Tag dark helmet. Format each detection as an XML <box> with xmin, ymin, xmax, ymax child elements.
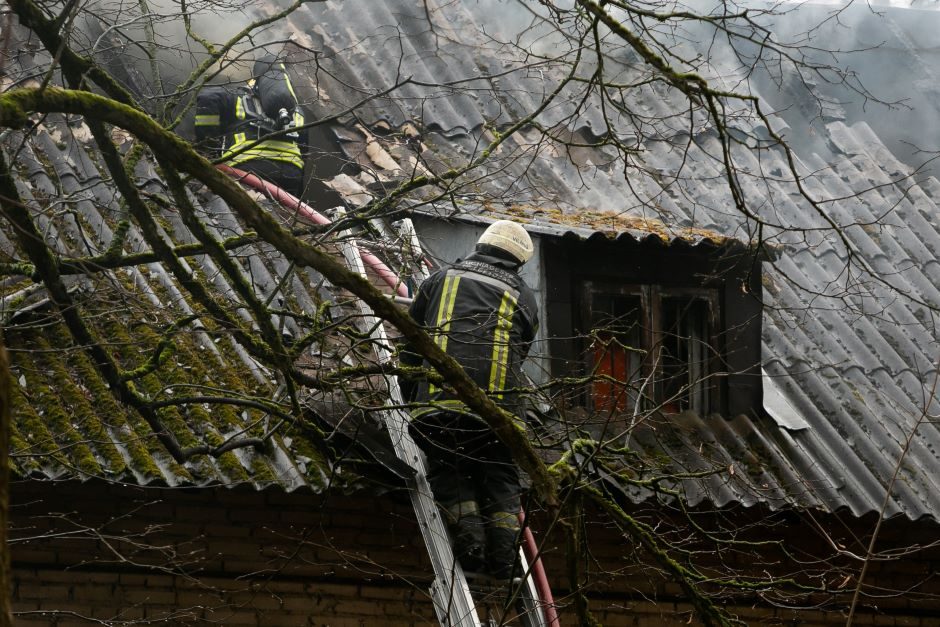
<box><xmin>252</xmin><ymin>53</ymin><xmax>281</xmax><ymax>81</ymax></box>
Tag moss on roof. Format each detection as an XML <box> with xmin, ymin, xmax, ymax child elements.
<box><xmin>480</xmin><ymin>202</ymin><xmax>735</xmax><ymax>245</ymax></box>
<box><xmin>5</xmin><ymin>279</ymin><xmax>350</xmax><ymax>488</ymax></box>
<box><xmin>0</xmin><ymin>117</ymin><xmax>385</xmax><ymax>491</ymax></box>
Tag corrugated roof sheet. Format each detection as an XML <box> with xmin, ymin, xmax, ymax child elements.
<box><xmin>286</xmin><ymin>0</ymin><xmax>940</xmax><ymax>522</ymax></box>
<box><xmin>417</xmin><ymin>202</ymin><xmax>749</xmax><ymax>252</ymax></box>
<box><xmin>5</xmin><ymin>0</ymin><xmax>940</xmax><ymax>524</ymax></box>
<box><xmin>2</xmin><ymin>112</ymin><xmax>405</xmax><ymax>491</ymax></box>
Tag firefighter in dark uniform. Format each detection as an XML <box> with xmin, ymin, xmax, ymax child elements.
<box><xmin>402</xmin><ymin>220</ymin><xmax>539</xmax><ymax>579</ymax></box>
<box><xmin>194</xmin><ymin>54</ymin><xmax>306</xmax><ymax>197</ymax></box>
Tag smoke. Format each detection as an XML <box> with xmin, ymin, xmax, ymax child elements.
<box><xmin>81</xmin><ymin>0</ymin><xmax>301</xmax><ymax>92</ymax></box>
<box><xmin>585</xmin><ymin>0</ymin><xmax>940</xmax><ymax>172</ymax></box>
<box><xmin>738</xmin><ymin>1</ymin><xmax>940</xmax><ymax>172</ymax></box>
<box><xmin>72</xmin><ymin>0</ymin><xmax>940</xmax><ymax>173</ymax></box>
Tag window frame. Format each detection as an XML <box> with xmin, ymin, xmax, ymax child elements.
<box><xmin>541</xmin><ymin>236</ymin><xmax>763</xmax><ymax>419</ymax></box>
<box><xmin>581</xmin><ymin>281</ymin><xmax>723</xmax><ymax>415</ymax></box>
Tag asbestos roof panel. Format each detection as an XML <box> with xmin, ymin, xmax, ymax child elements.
<box><xmin>290</xmin><ymin>0</ymin><xmax>645</xmax><ymax>136</ymax></box>
<box><xmin>402</xmin><ymin>130</ymin><xmax>940</xmax><ymax>523</ymax></box>
<box><xmin>418</xmin><ymin>203</ymin><xmax>746</xmax><ymax>252</ymax></box>
<box><xmin>6</xmin><ymin>0</ymin><xmax>940</xmax><ymax>524</ymax></box>
<box><xmin>1</xmin><ymin>116</ymin><xmax>389</xmax><ymax>493</ymax></box>
<box><xmin>290</xmin><ymin>0</ymin><xmax>940</xmax><ymax>522</ymax></box>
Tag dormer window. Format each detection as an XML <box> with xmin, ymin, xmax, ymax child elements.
<box><xmin>586</xmin><ymin>283</ymin><xmax>720</xmax><ymax>414</ymax></box>
<box><xmin>543</xmin><ymin>237</ymin><xmax>762</xmax><ymax>419</ymax></box>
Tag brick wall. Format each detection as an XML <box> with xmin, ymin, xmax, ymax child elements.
<box><xmin>533</xmin><ymin>505</ymin><xmax>940</xmax><ymax>626</ymax></box>
<box><xmin>10</xmin><ymin>480</ymin><xmax>940</xmax><ymax>625</ymax></box>
<box><xmin>12</xmin><ymin>480</ymin><xmax>439</xmax><ymax>626</ymax></box>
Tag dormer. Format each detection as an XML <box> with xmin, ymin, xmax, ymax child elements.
<box><xmin>542</xmin><ymin>231</ymin><xmax>764</xmax><ymax>418</ymax></box>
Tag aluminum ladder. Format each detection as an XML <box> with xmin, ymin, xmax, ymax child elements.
<box><xmin>337</xmin><ymin>215</ymin><xmax>481</xmax><ymax>626</ymax></box>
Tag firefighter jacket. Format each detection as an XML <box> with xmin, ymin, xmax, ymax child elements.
<box><xmin>402</xmin><ymin>251</ymin><xmax>539</xmax><ymax>421</ymax></box>
<box><xmin>194</xmin><ymin>73</ymin><xmax>305</xmax><ymax>171</ymax></box>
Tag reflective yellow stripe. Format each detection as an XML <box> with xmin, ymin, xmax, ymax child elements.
<box><xmin>488</xmin><ymin>290</ymin><xmax>517</xmax><ymax>397</ymax></box>
<box><xmin>194</xmin><ymin>114</ymin><xmax>220</xmax><ymax>126</ymax></box>
<box><xmin>224</xmin><ymin>139</ymin><xmax>303</xmax><ymax>169</ymax></box>
<box><xmin>281</xmin><ymin>64</ymin><xmax>298</xmax><ymax>101</ymax></box>
<box><xmin>490</xmin><ymin>511</ymin><xmax>520</xmax><ymax>531</ymax></box>
<box><xmin>228</xmin><ymin>140</ymin><xmax>301</xmax><ymax>156</ymax></box>
<box><xmin>428</xmin><ymin>274</ymin><xmax>461</xmax><ymax>395</ymax></box>
<box><xmin>433</xmin><ymin>274</ymin><xmax>461</xmax><ymax>353</ymax></box>
<box><xmin>235</xmin><ymin>96</ymin><xmax>245</xmax><ymax>120</ymax></box>
<box><xmin>445</xmin><ymin>501</ymin><xmax>481</xmax><ymax>523</ymax></box>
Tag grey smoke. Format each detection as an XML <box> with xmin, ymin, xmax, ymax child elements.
<box><xmin>74</xmin><ymin>0</ymin><xmax>940</xmax><ymax>177</ymax></box>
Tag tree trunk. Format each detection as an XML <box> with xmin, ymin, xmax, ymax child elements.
<box><xmin>0</xmin><ymin>339</ymin><xmax>11</xmax><ymax>626</ymax></box>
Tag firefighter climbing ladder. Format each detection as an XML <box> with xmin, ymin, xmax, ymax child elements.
<box><xmin>336</xmin><ymin>212</ymin><xmax>552</xmax><ymax>627</ymax></box>
<box><xmin>219</xmin><ymin>167</ymin><xmax>554</xmax><ymax>626</ymax></box>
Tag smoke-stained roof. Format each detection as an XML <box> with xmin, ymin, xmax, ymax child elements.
<box><xmin>4</xmin><ymin>0</ymin><xmax>940</xmax><ymax>524</ymax></box>
<box><xmin>284</xmin><ymin>0</ymin><xmax>940</xmax><ymax>521</ymax></box>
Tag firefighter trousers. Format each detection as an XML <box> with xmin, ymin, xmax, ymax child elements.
<box><xmin>414</xmin><ymin>412</ymin><xmax>521</xmax><ymax>578</ymax></box>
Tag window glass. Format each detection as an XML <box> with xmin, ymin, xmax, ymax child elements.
<box><xmin>584</xmin><ymin>287</ymin><xmax>718</xmax><ymax>414</ymax></box>
<box><xmin>590</xmin><ymin>293</ymin><xmax>645</xmax><ymax>413</ymax></box>
<box><xmin>660</xmin><ymin>295</ymin><xmax>713</xmax><ymax>414</ymax></box>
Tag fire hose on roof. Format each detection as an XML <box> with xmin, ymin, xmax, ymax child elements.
<box><xmin>217</xmin><ymin>164</ymin><xmax>410</xmax><ymax>298</ymax></box>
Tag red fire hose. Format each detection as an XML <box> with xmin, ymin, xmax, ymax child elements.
<box><xmin>217</xmin><ymin>165</ymin><xmax>409</xmax><ymax>298</ymax></box>
<box><xmin>520</xmin><ymin>510</ymin><xmax>560</xmax><ymax>626</ymax></box>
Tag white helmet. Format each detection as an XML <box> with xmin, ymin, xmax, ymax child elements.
<box><xmin>477</xmin><ymin>220</ymin><xmax>534</xmax><ymax>265</ymax></box>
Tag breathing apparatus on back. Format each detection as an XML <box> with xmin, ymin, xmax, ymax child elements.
<box><xmin>238</xmin><ymin>54</ymin><xmax>301</xmax><ymax>140</ymax></box>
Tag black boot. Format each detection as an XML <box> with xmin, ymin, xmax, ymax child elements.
<box><xmin>486</xmin><ymin>513</ymin><xmax>520</xmax><ymax>580</ymax></box>
<box><xmin>453</xmin><ymin>514</ymin><xmax>486</xmax><ymax>573</ymax></box>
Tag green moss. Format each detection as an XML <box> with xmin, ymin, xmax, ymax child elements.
<box><xmin>290</xmin><ymin>435</ymin><xmax>328</xmax><ymax>489</ymax></box>
<box><xmin>203</xmin><ymin>428</ymin><xmax>223</xmax><ymax>448</ymax></box>
<box><xmin>165</xmin><ymin>325</ymin><xmax>251</xmax><ymax>433</ymax></box>
<box><xmin>100</xmin><ymin>267</ymin><xmax>282</xmax><ymax>484</ymax></box>
<box><xmin>0</xmin><ymin>95</ymin><xmax>28</xmax><ymax>127</ymax></box>
<box><xmin>103</xmin><ymin>317</ymin><xmax>198</xmax><ymax>450</ymax></box>
<box><xmin>43</xmin><ymin>327</ymin><xmax>127</xmax><ymax>474</ymax></box>
<box><xmin>216</xmin><ymin>450</ymin><xmax>249</xmax><ymax>482</ymax></box>
<box><xmin>205</xmin><ymin>326</ymin><xmax>271</xmax><ymax>396</ymax></box>
<box><xmin>0</xmin><ymin>268</ymin><xmax>33</xmax><ymax>284</ymax></box>
<box><xmin>7</xmin><ymin>356</ymin><xmax>60</xmax><ymax>468</ymax></box>
<box><xmin>7</xmin><ymin>432</ymin><xmax>37</xmax><ymax>475</ymax></box>
<box><xmin>122</xmin><ymin>312</ymin><xmax>278</xmax><ymax>484</ymax></box>
<box><xmin>250</xmin><ymin>456</ymin><xmax>276</xmax><ymax>483</ymax></box>
<box><xmin>27</xmin><ymin>334</ymin><xmax>101</xmax><ymax>475</ymax></box>
<box><xmin>60</xmin><ymin>323</ymin><xmax>163</xmax><ymax>481</ymax></box>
